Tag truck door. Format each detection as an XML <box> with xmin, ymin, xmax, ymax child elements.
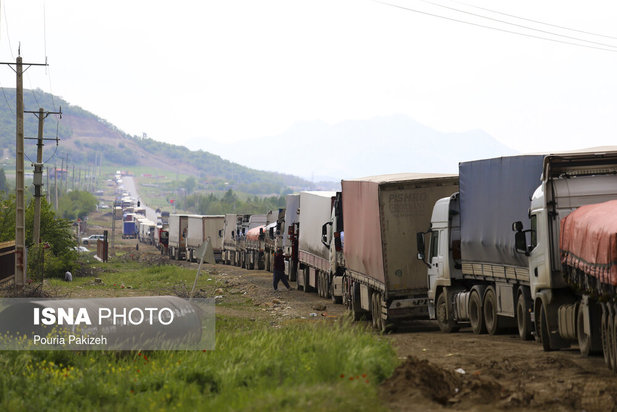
<box><xmin>427</xmin><ymin>230</ymin><xmax>443</xmax><ymax>297</ymax></box>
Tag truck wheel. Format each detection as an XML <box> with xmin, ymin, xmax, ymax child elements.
<box><xmin>371</xmin><ymin>293</ymin><xmax>378</xmax><ymax>329</ymax></box>
<box><xmin>601</xmin><ymin>304</ymin><xmax>610</xmax><ymax>368</ymax></box>
<box><xmin>376</xmin><ymin>292</ymin><xmax>387</xmax><ymax>333</ymax></box>
<box><xmin>516</xmin><ymin>293</ymin><xmax>533</xmax><ymax>341</ymax></box>
<box><xmin>577</xmin><ymin>304</ymin><xmax>592</xmax><ymax>357</ymax></box>
<box><xmin>303</xmin><ymin>268</ymin><xmax>311</xmax><ymax>294</ymax></box>
<box><xmin>469</xmin><ymin>290</ymin><xmax>486</xmax><ymax>334</ymax></box>
<box><xmin>436</xmin><ymin>292</ymin><xmax>458</xmax><ymax>333</ymax></box>
<box><xmin>539</xmin><ymin>304</ymin><xmax>554</xmax><ymax>352</ymax></box>
<box><xmin>351</xmin><ymin>283</ymin><xmax>362</xmax><ymax>321</ymax></box>
<box><xmin>608</xmin><ymin>306</ymin><xmax>617</xmax><ymax>371</ymax></box>
<box><xmin>325</xmin><ymin>274</ymin><xmax>331</xmax><ymax>299</ymax></box>
<box><xmin>483</xmin><ymin>287</ymin><xmax>500</xmax><ymax>335</ymax></box>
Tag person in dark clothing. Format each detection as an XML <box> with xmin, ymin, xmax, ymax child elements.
<box><xmin>273</xmin><ymin>247</ymin><xmax>291</xmax><ymax>291</ymax></box>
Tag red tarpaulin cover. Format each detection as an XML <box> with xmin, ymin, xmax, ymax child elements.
<box><xmin>560</xmin><ymin>200</ymin><xmax>617</xmax><ymax>286</ymax></box>
<box><xmin>246</xmin><ymin>226</ymin><xmax>264</xmax><ymax>241</ymax></box>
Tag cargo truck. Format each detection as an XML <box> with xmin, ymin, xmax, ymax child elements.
<box><xmin>297</xmin><ymin>191</ymin><xmax>337</xmax><ymax>295</ymax></box>
<box><xmin>168</xmin><ymin>214</ymin><xmax>189</xmax><ymax>260</ymax></box>
<box><xmin>222</xmin><ymin>214</ymin><xmax>238</xmax><ymax>265</ymax></box>
<box><xmin>264</xmin><ymin>209</ymin><xmax>286</xmax><ymax>272</ymax></box>
<box><xmin>122</xmin><ymin>213</ymin><xmax>138</xmax><ymax>239</ymax></box>
<box><xmin>344</xmin><ymin>174</ymin><xmax>458</xmax><ymax>331</ymax></box>
<box><xmin>511</xmin><ymin>148</ymin><xmax>617</xmax><ymax>370</ymax></box>
<box><xmin>283</xmin><ymin>194</ymin><xmax>300</xmax><ymax>281</ymax></box>
<box><xmin>320</xmin><ymin>191</ymin><xmax>345</xmax><ymax>303</ymax></box>
<box><xmin>417</xmin><ymin>156</ymin><xmax>544</xmax><ymax>338</ymax></box>
<box><xmin>237</xmin><ymin>214</ymin><xmax>266</xmax><ymax>269</ymax></box>
<box><xmin>185</xmin><ymin>215</ymin><xmax>225</xmax><ymax>262</ymax></box>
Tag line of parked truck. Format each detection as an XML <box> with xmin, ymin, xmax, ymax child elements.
<box><xmin>114</xmin><ymin>148</ymin><xmax>617</xmax><ymax>371</ymax></box>
<box><xmin>211</xmin><ymin>147</ymin><xmax>617</xmax><ymax>372</ymax></box>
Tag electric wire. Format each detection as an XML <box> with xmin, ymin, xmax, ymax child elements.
<box><xmin>373</xmin><ymin>0</ymin><xmax>617</xmax><ymax>53</ymax></box>
<box><xmin>452</xmin><ymin>0</ymin><xmax>617</xmax><ymax>40</ymax></box>
<box><xmin>2</xmin><ymin>0</ymin><xmax>13</xmax><ymax>59</ymax></box>
<box><xmin>413</xmin><ymin>0</ymin><xmax>617</xmax><ymax>50</ymax></box>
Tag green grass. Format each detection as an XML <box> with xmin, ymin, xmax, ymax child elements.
<box><xmin>0</xmin><ymin>316</ymin><xmax>397</xmax><ymax>411</ymax></box>
<box><xmin>3</xmin><ymin>260</ymin><xmax>399</xmax><ymax>410</ymax></box>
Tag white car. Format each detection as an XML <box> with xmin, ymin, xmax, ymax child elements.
<box><xmin>81</xmin><ymin>234</ymin><xmax>105</xmax><ymax>245</ymax></box>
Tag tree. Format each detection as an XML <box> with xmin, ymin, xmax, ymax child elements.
<box><xmin>0</xmin><ymin>168</ymin><xmax>7</xmax><ymax>195</ymax></box>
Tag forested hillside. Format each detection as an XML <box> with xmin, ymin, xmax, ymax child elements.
<box><xmin>0</xmin><ymin>88</ymin><xmax>317</xmax><ymax>194</ymax></box>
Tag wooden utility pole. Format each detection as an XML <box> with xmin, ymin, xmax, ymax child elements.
<box><xmin>26</xmin><ymin>107</ymin><xmax>62</xmax><ymax>248</ymax></box>
<box><xmin>14</xmin><ymin>56</ymin><xmax>25</xmax><ymax>286</ymax></box>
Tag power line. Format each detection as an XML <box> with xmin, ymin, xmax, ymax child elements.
<box><xmin>413</xmin><ymin>0</ymin><xmax>617</xmax><ymax>50</ymax></box>
<box><xmin>373</xmin><ymin>0</ymin><xmax>617</xmax><ymax>53</ymax></box>
<box><xmin>452</xmin><ymin>0</ymin><xmax>617</xmax><ymax>41</ymax></box>
<box><xmin>2</xmin><ymin>0</ymin><xmax>13</xmax><ymax>59</ymax></box>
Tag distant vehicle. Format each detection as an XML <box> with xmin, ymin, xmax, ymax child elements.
<box><xmin>99</xmin><ymin>203</ymin><xmax>110</xmax><ymax>209</ymax></box>
<box><xmin>81</xmin><ymin>234</ymin><xmax>105</xmax><ymax>245</ymax></box>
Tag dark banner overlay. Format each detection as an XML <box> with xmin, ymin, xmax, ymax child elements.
<box><xmin>0</xmin><ymin>296</ymin><xmax>215</xmax><ymax>350</ymax></box>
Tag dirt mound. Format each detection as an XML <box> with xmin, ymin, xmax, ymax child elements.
<box><xmin>381</xmin><ymin>356</ymin><xmax>526</xmax><ymax>410</ymax></box>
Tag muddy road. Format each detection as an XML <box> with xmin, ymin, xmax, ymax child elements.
<box><xmin>91</xmin><ymin>237</ymin><xmax>617</xmax><ymax>411</ymax></box>
<box><xmin>182</xmin><ymin>256</ymin><xmax>617</xmax><ymax>411</ymax></box>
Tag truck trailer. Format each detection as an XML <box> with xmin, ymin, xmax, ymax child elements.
<box><xmin>418</xmin><ymin>155</ymin><xmax>544</xmax><ymax>338</ymax></box>
<box><xmin>168</xmin><ymin>214</ymin><xmax>189</xmax><ymax>260</ymax></box>
<box><xmin>344</xmin><ymin>173</ymin><xmax>458</xmax><ymax>331</ymax></box>
<box><xmin>297</xmin><ymin>191</ymin><xmax>337</xmax><ymax>294</ymax></box>
<box><xmin>185</xmin><ymin>215</ymin><xmax>225</xmax><ymax>262</ymax></box>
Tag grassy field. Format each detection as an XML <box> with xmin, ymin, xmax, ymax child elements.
<box><xmin>0</xmin><ymin>261</ymin><xmax>398</xmax><ymax>411</ymax></box>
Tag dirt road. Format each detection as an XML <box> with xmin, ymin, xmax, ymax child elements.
<box><xmin>202</xmin><ymin>260</ymin><xmax>617</xmax><ymax>411</ymax></box>
<box><xmin>91</xmin><ymin>237</ymin><xmax>617</xmax><ymax>411</ymax></box>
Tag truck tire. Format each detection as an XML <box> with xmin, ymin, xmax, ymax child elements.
<box><xmin>371</xmin><ymin>293</ymin><xmax>378</xmax><ymax>329</ymax></box>
<box><xmin>608</xmin><ymin>306</ymin><xmax>617</xmax><ymax>371</ymax></box>
<box><xmin>483</xmin><ymin>287</ymin><xmax>500</xmax><ymax>335</ymax></box>
<box><xmin>576</xmin><ymin>305</ymin><xmax>591</xmax><ymax>356</ymax></box>
<box><xmin>303</xmin><ymin>268</ymin><xmax>311</xmax><ymax>294</ymax></box>
<box><xmin>436</xmin><ymin>292</ymin><xmax>458</xmax><ymax>333</ymax></box>
<box><xmin>539</xmin><ymin>304</ymin><xmax>554</xmax><ymax>352</ymax></box>
<box><xmin>469</xmin><ymin>290</ymin><xmax>486</xmax><ymax>334</ymax></box>
<box><xmin>517</xmin><ymin>292</ymin><xmax>533</xmax><ymax>341</ymax></box>
<box><xmin>351</xmin><ymin>283</ymin><xmax>363</xmax><ymax>321</ymax></box>
<box><xmin>601</xmin><ymin>304</ymin><xmax>610</xmax><ymax>368</ymax></box>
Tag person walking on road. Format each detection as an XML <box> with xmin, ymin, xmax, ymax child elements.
<box><xmin>273</xmin><ymin>247</ymin><xmax>291</xmax><ymax>291</ymax></box>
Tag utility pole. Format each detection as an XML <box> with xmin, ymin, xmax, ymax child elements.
<box><xmin>72</xmin><ymin>164</ymin><xmax>75</xmax><ymax>190</ymax></box>
<box><xmin>0</xmin><ymin>54</ymin><xmax>48</xmax><ymax>287</ymax></box>
<box><xmin>14</xmin><ymin>56</ymin><xmax>25</xmax><ymax>287</ymax></box>
<box><xmin>25</xmin><ymin>107</ymin><xmax>62</xmax><ymax>249</ymax></box>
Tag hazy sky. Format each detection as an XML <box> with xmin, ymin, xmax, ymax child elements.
<box><xmin>2</xmin><ymin>0</ymin><xmax>617</xmax><ymax>155</ymax></box>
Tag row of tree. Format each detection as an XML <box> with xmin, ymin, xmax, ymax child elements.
<box><xmin>176</xmin><ymin>189</ymin><xmax>286</xmax><ymax>215</ymax></box>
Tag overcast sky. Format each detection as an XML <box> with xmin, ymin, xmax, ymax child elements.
<box><xmin>2</xmin><ymin>0</ymin><xmax>617</xmax><ymax>155</ymax></box>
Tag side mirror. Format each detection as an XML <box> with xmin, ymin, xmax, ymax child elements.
<box><xmin>218</xmin><ymin>229</ymin><xmax>223</xmax><ymax>238</ymax></box>
<box><xmin>514</xmin><ymin>231</ymin><xmax>529</xmax><ymax>256</ymax></box>
<box><xmin>512</xmin><ymin>221</ymin><xmax>530</xmax><ymax>256</ymax></box>
<box><xmin>416</xmin><ymin>232</ymin><xmax>430</xmax><ymax>268</ymax></box>
<box><xmin>321</xmin><ymin>222</ymin><xmax>332</xmax><ymax>247</ymax></box>
<box><xmin>231</xmin><ymin>231</ymin><xmax>235</xmax><ymax>239</ymax></box>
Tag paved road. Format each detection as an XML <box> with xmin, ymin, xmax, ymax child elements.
<box><xmin>123</xmin><ymin>176</ymin><xmax>158</xmax><ymax>222</ymax></box>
